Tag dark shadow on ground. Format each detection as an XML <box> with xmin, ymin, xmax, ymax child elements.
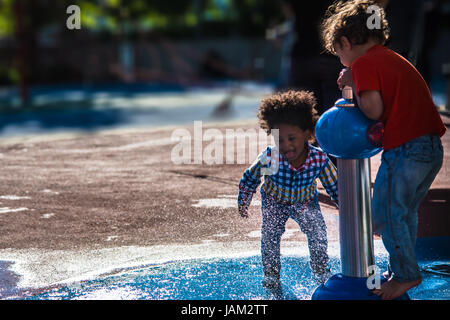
<box><xmin>418</xmin><ymin>188</ymin><xmax>450</xmax><ymax>238</ymax></box>
<box><xmin>167</xmin><ymin>170</ymin><xmax>237</xmax><ymax>186</ymax></box>
<box><xmin>318</xmin><ymin>193</ymin><xmax>338</xmax><ymax>208</ymax></box>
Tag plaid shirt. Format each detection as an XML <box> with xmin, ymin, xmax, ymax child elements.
<box><xmin>238</xmin><ymin>144</ymin><xmax>338</xmax><ymax>207</ymax></box>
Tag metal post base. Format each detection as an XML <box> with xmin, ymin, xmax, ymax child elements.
<box><xmin>337</xmin><ymin>158</ymin><xmax>374</xmax><ymax>278</ymax></box>
<box><xmin>311</xmin><ymin>274</ymin><xmax>410</xmax><ymax>300</ymax></box>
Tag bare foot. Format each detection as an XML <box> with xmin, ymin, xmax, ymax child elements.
<box><xmin>373</xmin><ymin>278</ymin><xmax>422</xmax><ymax>300</ymax></box>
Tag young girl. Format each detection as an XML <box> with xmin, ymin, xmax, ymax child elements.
<box><xmin>238</xmin><ymin>90</ymin><xmax>338</xmax><ymax>288</ymax></box>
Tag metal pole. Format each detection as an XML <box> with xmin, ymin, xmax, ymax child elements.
<box><xmin>337</xmin><ymin>158</ymin><xmax>375</xmax><ymax>277</ymax></box>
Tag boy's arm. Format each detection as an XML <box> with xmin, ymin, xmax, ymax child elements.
<box><xmin>354</xmin><ymin>90</ymin><xmax>384</xmax><ymax>120</ymax></box>
<box><xmin>318</xmin><ymin>157</ymin><xmax>339</xmax><ymax>206</ymax></box>
<box><xmin>238</xmin><ymin>149</ymin><xmax>267</xmax><ymax>217</ymax></box>
<box><xmin>338</xmin><ymin>67</ymin><xmax>384</xmax><ymax>120</ymax></box>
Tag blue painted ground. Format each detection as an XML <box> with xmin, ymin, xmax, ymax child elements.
<box><xmin>24</xmin><ymin>255</ymin><xmax>449</xmax><ymax>300</ymax></box>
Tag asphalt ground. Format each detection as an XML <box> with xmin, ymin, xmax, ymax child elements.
<box><xmin>0</xmin><ymin>115</ymin><xmax>448</xmax><ymax>297</ymax></box>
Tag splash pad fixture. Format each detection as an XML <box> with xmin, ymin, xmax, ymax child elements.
<box><xmin>3</xmin><ymin>84</ymin><xmax>447</xmax><ymax>300</ymax></box>
<box><xmin>312</xmin><ymin>86</ymin><xmax>409</xmax><ymax>300</ymax></box>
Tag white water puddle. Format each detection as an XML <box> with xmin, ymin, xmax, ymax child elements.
<box><xmin>0</xmin><ymin>195</ymin><xmax>31</xmax><ymax>200</ymax></box>
<box><xmin>0</xmin><ymin>196</ymin><xmax>31</xmax><ymax>215</ymax></box>
<box><xmin>248</xmin><ymin>230</ymin><xmax>261</xmax><ymax>238</ymax></box>
<box><xmin>40</xmin><ymin>189</ymin><xmax>60</xmax><ymax>195</ymax></box>
<box><xmin>74</xmin><ymin>286</ymin><xmax>146</xmax><ymax>300</ymax></box>
<box><xmin>192</xmin><ymin>195</ymin><xmax>261</xmax><ymax>209</ymax></box>
<box><xmin>41</xmin><ymin>213</ymin><xmax>55</xmax><ymax>219</ymax></box>
<box><xmin>0</xmin><ymin>207</ymin><xmax>29</xmax><ymax>214</ymax></box>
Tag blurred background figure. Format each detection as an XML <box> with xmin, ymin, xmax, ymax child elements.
<box><xmin>266</xmin><ymin>0</ymin><xmax>296</xmax><ymax>89</ymax></box>
<box><xmin>0</xmin><ymin>1</ymin><xmax>283</xmax><ymax>105</ymax></box>
<box><xmin>276</xmin><ymin>0</ymin><xmax>342</xmax><ymax>114</ymax></box>
<box><xmin>0</xmin><ymin>0</ymin><xmax>448</xmax><ymax>136</ymax></box>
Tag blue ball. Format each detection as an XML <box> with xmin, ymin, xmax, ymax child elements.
<box><xmin>315</xmin><ymin>99</ymin><xmax>383</xmax><ymax>159</ymax></box>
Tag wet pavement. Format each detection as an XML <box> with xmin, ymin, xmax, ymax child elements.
<box><xmin>16</xmin><ymin>244</ymin><xmax>450</xmax><ymax>300</ymax></box>
<box><xmin>0</xmin><ymin>101</ymin><xmax>448</xmax><ymax>299</ymax></box>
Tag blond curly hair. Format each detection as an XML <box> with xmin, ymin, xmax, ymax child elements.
<box><xmin>321</xmin><ymin>0</ymin><xmax>390</xmax><ymax>55</ymax></box>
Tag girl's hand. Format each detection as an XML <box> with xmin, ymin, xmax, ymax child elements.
<box><xmin>337</xmin><ymin>68</ymin><xmax>354</xmax><ymax>90</ymax></box>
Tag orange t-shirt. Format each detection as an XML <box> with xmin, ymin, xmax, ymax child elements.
<box><xmin>351</xmin><ymin>44</ymin><xmax>446</xmax><ymax>151</ymax></box>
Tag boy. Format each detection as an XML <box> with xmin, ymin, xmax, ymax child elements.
<box><xmin>321</xmin><ymin>0</ymin><xmax>446</xmax><ymax>299</ymax></box>
<box><xmin>238</xmin><ymin>90</ymin><xmax>338</xmax><ymax>289</ymax></box>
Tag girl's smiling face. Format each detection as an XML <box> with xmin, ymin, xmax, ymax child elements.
<box><xmin>274</xmin><ymin>123</ymin><xmax>311</xmax><ymax>168</ymax></box>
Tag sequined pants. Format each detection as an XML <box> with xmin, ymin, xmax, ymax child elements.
<box><xmin>260</xmin><ymin>191</ymin><xmax>329</xmax><ymax>278</ymax></box>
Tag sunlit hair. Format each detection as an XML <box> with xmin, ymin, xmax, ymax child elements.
<box><xmin>257</xmin><ymin>90</ymin><xmax>319</xmax><ymax>136</ymax></box>
<box><xmin>321</xmin><ymin>0</ymin><xmax>390</xmax><ymax>55</ymax></box>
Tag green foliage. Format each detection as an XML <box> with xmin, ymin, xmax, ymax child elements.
<box><xmin>0</xmin><ymin>0</ymin><xmax>284</xmax><ymax>38</ymax></box>
<box><xmin>0</xmin><ymin>0</ymin><xmax>15</xmax><ymax>37</ymax></box>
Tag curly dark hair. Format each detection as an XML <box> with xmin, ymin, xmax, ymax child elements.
<box><xmin>257</xmin><ymin>90</ymin><xmax>319</xmax><ymax>135</ymax></box>
<box><xmin>321</xmin><ymin>0</ymin><xmax>390</xmax><ymax>55</ymax></box>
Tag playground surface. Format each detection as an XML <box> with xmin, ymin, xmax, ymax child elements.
<box><xmin>0</xmin><ymin>114</ymin><xmax>449</xmax><ymax>299</ymax></box>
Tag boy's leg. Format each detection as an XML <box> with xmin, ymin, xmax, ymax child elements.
<box><xmin>372</xmin><ymin>152</ymin><xmax>399</xmax><ymax>278</ymax></box>
<box><xmin>406</xmin><ymin>137</ymin><xmax>444</xmax><ymax>247</ymax></box>
<box><xmin>261</xmin><ymin>193</ymin><xmax>290</xmax><ymax>283</ymax></box>
<box><xmin>372</xmin><ymin>135</ymin><xmax>443</xmax><ymax>298</ymax></box>
<box><xmin>292</xmin><ymin>197</ymin><xmax>330</xmax><ymax>280</ymax></box>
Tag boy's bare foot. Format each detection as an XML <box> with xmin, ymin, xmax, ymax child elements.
<box><xmin>372</xmin><ymin>278</ymin><xmax>422</xmax><ymax>300</ymax></box>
